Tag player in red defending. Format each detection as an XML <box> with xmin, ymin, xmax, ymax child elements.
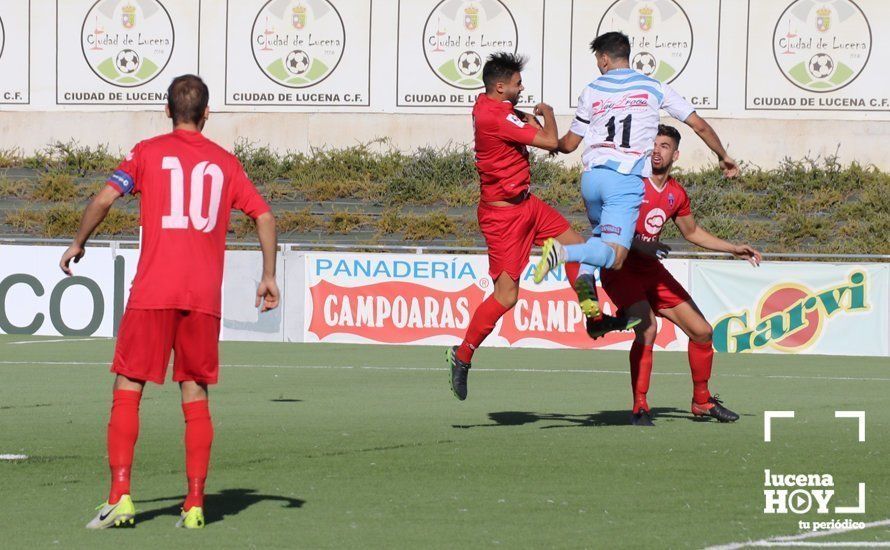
<box><xmin>446</xmin><ymin>52</ymin><xmax>637</xmax><ymax>401</ymax></box>
<box><xmin>60</xmin><ymin>75</ymin><xmax>280</xmax><ymax>529</ymax></box>
<box><xmin>599</xmin><ymin>125</ymin><xmax>761</xmax><ymax>426</ymax></box>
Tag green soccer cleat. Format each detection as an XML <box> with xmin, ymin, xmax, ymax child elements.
<box><xmin>176</xmin><ymin>506</ymin><xmax>205</xmax><ymax>529</ymax></box>
<box><xmin>85</xmin><ymin>495</ymin><xmax>136</xmax><ymax>529</ymax></box>
<box><xmin>573</xmin><ymin>273</ymin><xmax>601</xmax><ymax>318</ymax></box>
<box><xmin>533</xmin><ymin>238</ymin><xmax>566</xmax><ymax>284</ymax></box>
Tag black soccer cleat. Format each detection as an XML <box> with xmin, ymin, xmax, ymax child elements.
<box><xmin>631</xmin><ymin>410</ymin><xmax>654</xmax><ymax>427</ymax></box>
<box><xmin>446</xmin><ymin>346</ymin><xmax>471</xmax><ymax>401</ymax></box>
<box><xmin>586</xmin><ymin>314</ymin><xmax>641</xmax><ymax>340</ymax></box>
<box><xmin>691</xmin><ymin>395</ymin><xmax>739</xmax><ymax>423</ymax></box>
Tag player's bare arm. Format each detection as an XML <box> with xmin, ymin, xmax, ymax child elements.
<box><xmin>59</xmin><ymin>185</ymin><xmax>122</xmax><ymax>275</ymax></box>
<box><xmin>674</xmin><ymin>214</ymin><xmax>762</xmax><ymax>267</ymax></box>
<box><xmin>683</xmin><ymin>113</ymin><xmax>739</xmax><ymax>178</ymax></box>
<box><xmin>254</xmin><ymin>211</ymin><xmax>280</xmax><ymax>311</ymax></box>
<box><xmin>529</xmin><ymin>102</ymin><xmax>558</xmax><ymax>151</ymax></box>
<box><xmin>556</xmin><ymin>131</ymin><xmax>583</xmax><ymax>155</ymax></box>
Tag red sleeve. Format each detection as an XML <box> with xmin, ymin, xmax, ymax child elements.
<box><xmin>675</xmin><ymin>186</ymin><xmax>692</xmax><ymax>218</ymax></box>
<box><xmin>107</xmin><ymin>142</ymin><xmax>142</xmax><ymax>195</ymax></box>
<box><xmin>497</xmin><ymin>112</ymin><xmax>539</xmax><ymax>146</ymax></box>
<box><xmin>230</xmin><ymin>160</ymin><xmax>270</xmax><ymax>219</ymax></box>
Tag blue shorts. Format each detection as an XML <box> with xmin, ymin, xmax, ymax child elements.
<box><xmin>581</xmin><ymin>167</ymin><xmax>644</xmax><ymax>250</ymax></box>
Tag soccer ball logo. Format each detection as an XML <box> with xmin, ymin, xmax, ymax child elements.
<box><xmin>808</xmin><ymin>53</ymin><xmax>834</xmax><ymax>79</ymax></box>
<box><xmin>633</xmin><ymin>51</ymin><xmax>657</xmax><ymax>76</ymax></box>
<box><xmin>457</xmin><ymin>51</ymin><xmax>482</xmax><ymax>76</ymax></box>
<box><xmin>286</xmin><ymin>49</ymin><xmax>311</xmax><ymax>75</ymax></box>
<box><xmin>115</xmin><ymin>49</ymin><xmax>140</xmax><ymax>75</ymax></box>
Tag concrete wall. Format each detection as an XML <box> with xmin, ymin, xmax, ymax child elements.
<box><xmin>2</xmin><ymin>111</ymin><xmax>888</xmax><ymax>170</ymax></box>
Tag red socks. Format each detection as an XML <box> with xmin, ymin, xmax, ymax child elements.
<box><xmin>565</xmin><ymin>262</ymin><xmax>580</xmax><ymax>287</ymax></box>
<box><xmin>105</xmin><ymin>390</ymin><xmax>213</xmax><ymax>510</ymax></box>
<box><xmin>688</xmin><ymin>340</ymin><xmax>714</xmax><ymax>405</ymax></box>
<box><xmin>629</xmin><ymin>341</ymin><xmax>653</xmax><ymax>413</ymax></box>
<box><xmin>107</xmin><ymin>389</ymin><xmax>142</xmax><ymax>504</ymax></box>
<box><xmin>182</xmin><ymin>399</ymin><xmax>213</xmax><ymax>510</ymax></box>
<box><xmin>456</xmin><ymin>295</ymin><xmax>511</xmax><ymax>363</ymax></box>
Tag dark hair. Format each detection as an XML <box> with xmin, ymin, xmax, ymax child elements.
<box><xmin>167</xmin><ymin>74</ymin><xmax>209</xmax><ymax>125</ymax></box>
<box><xmin>482</xmin><ymin>52</ymin><xmax>527</xmax><ymax>90</ymax></box>
<box><xmin>657</xmin><ymin>124</ymin><xmax>682</xmax><ymax>146</ymax></box>
<box><xmin>589</xmin><ymin>32</ymin><xmax>631</xmax><ymax>60</ymax></box>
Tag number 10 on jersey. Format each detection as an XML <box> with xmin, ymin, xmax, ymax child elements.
<box><xmin>161</xmin><ymin>157</ymin><xmax>223</xmax><ymax>233</ymax></box>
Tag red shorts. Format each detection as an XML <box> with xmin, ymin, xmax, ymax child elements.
<box><xmin>600</xmin><ymin>261</ymin><xmax>691</xmax><ymax>315</ymax></box>
<box><xmin>478</xmin><ymin>193</ymin><xmax>571</xmax><ymax>281</ymax></box>
<box><xmin>112</xmin><ymin>308</ymin><xmax>221</xmax><ymax>385</ymax></box>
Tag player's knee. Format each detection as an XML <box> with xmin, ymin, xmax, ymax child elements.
<box><xmin>498</xmin><ymin>292</ymin><xmax>519</xmax><ymax>309</ymax></box>
<box><xmin>635</xmin><ymin>323</ymin><xmax>657</xmax><ymax>345</ymax></box>
<box><xmin>690</xmin><ymin>325</ymin><xmax>713</xmax><ymax>344</ymax></box>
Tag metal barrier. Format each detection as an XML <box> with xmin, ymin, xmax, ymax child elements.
<box><xmin>2</xmin><ymin>237</ymin><xmax>889</xmax><ymax>261</ymax></box>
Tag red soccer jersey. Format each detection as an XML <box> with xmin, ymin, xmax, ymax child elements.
<box><xmin>107</xmin><ymin>129</ymin><xmax>270</xmax><ymax>317</ymax></box>
<box><xmin>472</xmin><ymin>93</ymin><xmax>539</xmax><ymax>202</ymax></box>
<box><xmin>625</xmin><ymin>176</ymin><xmax>692</xmax><ymax>271</ymax></box>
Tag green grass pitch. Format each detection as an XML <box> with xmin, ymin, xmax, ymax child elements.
<box><xmin>1</xmin><ymin>334</ymin><xmax>888</xmax><ymax>548</ymax></box>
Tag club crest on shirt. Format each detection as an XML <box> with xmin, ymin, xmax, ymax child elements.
<box><xmin>668</xmin><ymin>192</ymin><xmax>675</xmax><ymax>208</ymax></box>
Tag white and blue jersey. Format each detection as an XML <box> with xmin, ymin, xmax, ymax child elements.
<box><xmin>570</xmin><ymin>68</ymin><xmax>695</xmax><ymax>177</ymax></box>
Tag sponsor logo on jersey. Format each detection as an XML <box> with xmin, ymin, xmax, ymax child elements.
<box><xmin>644</xmin><ymin>208</ymin><xmax>667</xmax><ymax>235</ymax></box>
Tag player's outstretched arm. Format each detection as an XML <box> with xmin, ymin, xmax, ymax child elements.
<box><xmin>683</xmin><ymin>113</ymin><xmax>739</xmax><ymax>178</ymax></box>
<box><xmin>254</xmin><ymin>211</ymin><xmax>280</xmax><ymax>312</ymax></box>
<box><xmin>557</xmin><ymin>132</ymin><xmax>583</xmax><ymax>155</ymax></box>
<box><xmin>59</xmin><ymin>185</ymin><xmax>121</xmax><ymax>275</ymax></box>
<box><xmin>674</xmin><ymin>214</ymin><xmax>761</xmax><ymax>266</ymax></box>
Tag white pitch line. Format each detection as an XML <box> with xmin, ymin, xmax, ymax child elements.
<box><xmin>753</xmin><ymin>544</ymin><xmax>890</xmax><ymax>547</ymax></box>
<box><xmin>1</xmin><ymin>360</ymin><xmax>890</xmax><ymax>383</ymax></box>
<box><xmin>704</xmin><ymin>518</ymin><xmax>890</xmax><ymax>549</ymax></box>
<box><xmin>0</xmin><ymin>454</ymin><xmax>29</xmax><ymax>460</ymax></box>
<box><xmin>7</xmin><ymin>338</ymin><xmax>110</xmax><ymax>345</ymax></box>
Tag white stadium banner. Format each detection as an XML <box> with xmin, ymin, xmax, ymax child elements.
<box><xmin>692</xmin><ymin>261</ymin><xmax>890</xmax><ymax>357</ymax></box>
<box><xmin>0</xmin><ymin>0</ymin><xmax>30</xmax><ymax>105</ymax></box>
<box><xmin>0</xmin><ymin>245</ymin><xmax>887</xmax><ymax>357</ymax></box>
<box><xmin>570</xmin><ymin>0</ymin><xmax>721</xmax><ymax>112</ymax></box>
<box><xmin>746</xmin><ymin>0</ymin><xmax>890</xmax><ymax>113</ymax></box>
<box><xmin>224</xmin><ymin>0</ymin><xmax>372</xmax><ymax>108</ymax></box>
<box><xmin>395</xmin><ymin>0</ymin><xmax>545</xmax><ymax>109</ymax></box>
<box><xmin>55</xmin><ymin>0</ymin><xmax>200</xmax><ymax>106</ymax></box>
<box><xmin>0</xmin><ymin>0</ymin><xmax>886</xmax><ymax>118</ymax></box>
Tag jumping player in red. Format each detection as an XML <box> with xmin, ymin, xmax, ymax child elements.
<box><xmin>445</xmin><ymin>52</ymin><xmax>636</xmax><ymax>401</ymax></box>
<box><xmin>60</xmin><ymin>75</ymin><xmax>279</xmax><ymax>529</ymax></box>
<box><xmin>600</xmin><ymin>125</ymin><xmax>761</xmax><ymax>426</ymax></box>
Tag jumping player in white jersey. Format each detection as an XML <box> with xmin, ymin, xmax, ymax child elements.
<box><xmin>533</xmin><ymin>32</ymin><xmax>738</xmax><ymax>333</ymax></box>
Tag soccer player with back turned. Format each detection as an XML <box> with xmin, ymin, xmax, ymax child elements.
<box><xmin>59</xmin><ymin>75</ymin><xmax>280</xmax><ymax>529</ymax></box>
<box><xmin>446</xmin><ymin>52</ymin><xmax>637</xmax><ymax>401</ymax></box>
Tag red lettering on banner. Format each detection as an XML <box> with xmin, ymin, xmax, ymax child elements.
<box><xmin>499</xmin><ymin>286</ymin><xmax>679</xmax><ymax>349</ymax></box>
<box><xmin>308</xmin><ymin>280</ymin><xmax>485</xmax><ymax>342</ymax></box>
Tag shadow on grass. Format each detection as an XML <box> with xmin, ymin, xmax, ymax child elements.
<box><xmin>453</xmin><ymin>408</ymin><xmax>693</xmax><ymax>429</ymax></box>
<box><xmin>135</xmin><ymin>488</ymin><xmax>305</xmax><ymax>525</ymax></box>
